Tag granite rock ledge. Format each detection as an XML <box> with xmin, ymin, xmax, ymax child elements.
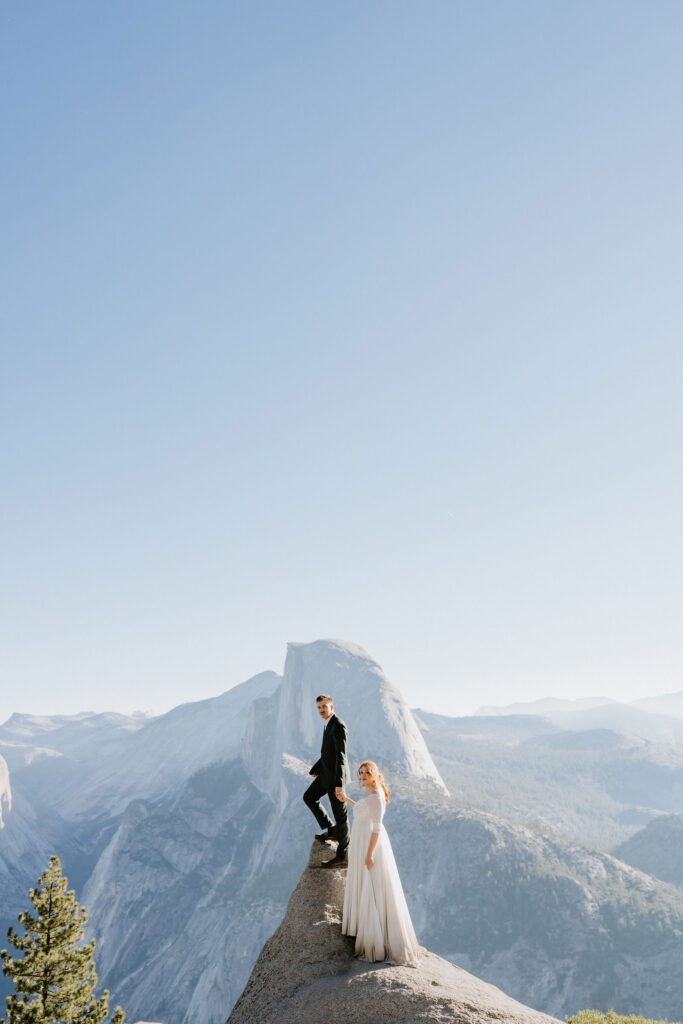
<box><xmin>227</xmin><ymin>841</ymin><xmax>562</xmax><ymax>1024</ymax></box>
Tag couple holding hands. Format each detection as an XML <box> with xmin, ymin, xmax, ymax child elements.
<box><xmin>303</xmin><ymin>694</ymin><xmax>420</xmax><ymax>967</ymax></box>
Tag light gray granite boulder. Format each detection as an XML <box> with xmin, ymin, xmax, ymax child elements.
<box><xmin>227</xmin><ymin>841</ymin><xmax>562</xmax><ymax>1024</ymax></box>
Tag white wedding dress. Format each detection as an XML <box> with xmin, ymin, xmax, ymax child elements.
<box><xmin>341</xmin><ymin>788</ymin><xmax>420</xmax><ymax>966</ymax></box>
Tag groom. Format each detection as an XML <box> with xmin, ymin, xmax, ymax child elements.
<box><xmin>303</xmin><ymin>694</ymin><xmax>349</xmax><ymax>868</ymax></box>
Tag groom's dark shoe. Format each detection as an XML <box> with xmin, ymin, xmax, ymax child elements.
<box><xmin>321</xmin><ymin>854</ymin><xmax>348</xmax><ymax>869</ymax></box>
<box><xmin>315</xmin><ymin>827</ymin><xmax>338</xmax><ymax>843</ymax></box>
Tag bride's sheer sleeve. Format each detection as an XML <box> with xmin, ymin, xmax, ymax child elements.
<box><xmin>367</xmin><ymin>791</ymin><xmax>385</xmax><ymax>834</ymax></box>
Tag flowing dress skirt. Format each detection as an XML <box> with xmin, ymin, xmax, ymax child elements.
<box><xmin>342</xmin><ymin>818</ymin><xmax>420</xmax><ymax>966</ymax></box>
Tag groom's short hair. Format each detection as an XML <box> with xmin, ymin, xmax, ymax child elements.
<box><xmin>316</xmin><ymin>694</ymin><xmax>333</xmax><ymax>703</ymax></box>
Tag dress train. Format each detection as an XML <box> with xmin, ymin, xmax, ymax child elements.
<box><xmin>341</xmin><ymin>789</ymin><xmax>419</xmax><ymax>966</ymax></box>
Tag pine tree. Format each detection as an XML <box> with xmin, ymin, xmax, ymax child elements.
<box><xmin>0</xmin><ymin>856</ymin><xmax>125</xmax><ymax>1024</ymax></box>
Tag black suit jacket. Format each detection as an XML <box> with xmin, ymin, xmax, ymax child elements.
<box><xmin>309</xmin><ymin>714</ymin><xmax>348</xmax><ymax>789</ymax></box>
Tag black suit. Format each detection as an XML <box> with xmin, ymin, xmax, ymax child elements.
<box><xmin>303</xmin><ymin>714</ymin><xmax>349</xmax><ymax>856</ymax></box>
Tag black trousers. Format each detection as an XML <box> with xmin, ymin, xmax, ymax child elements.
<box><xmin>303</xmin><ymin>775</ymin><xmax>349</xmax><ymax>856</ymax></box>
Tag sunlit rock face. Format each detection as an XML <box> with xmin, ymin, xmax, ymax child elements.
<box><xmin>242</xmin><ymin>639</ymin><xmax>447</xmax><ymax>800</ymax></box>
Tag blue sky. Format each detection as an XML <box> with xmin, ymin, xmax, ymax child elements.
<box><xmin>2</xmin><ymin>1</ymin><xmax>682</xmax><ymax>718</ymax></box>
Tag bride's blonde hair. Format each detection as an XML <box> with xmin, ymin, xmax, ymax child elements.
<box><xmin>358</xmin><ymin>761</ymin><xmax>390</xmax><ymax>803</ymax></box>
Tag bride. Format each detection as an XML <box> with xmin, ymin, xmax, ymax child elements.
<box><xmin>339</xmin><ymin>760</ymin><xmax>420</xmax><ymax>966</ymax></box>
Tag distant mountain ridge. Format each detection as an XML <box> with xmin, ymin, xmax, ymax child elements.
<box><xmin>631</xmin><ymin>691</ymin><xmax>683</xmax><ymax>719</ymax></box>
<box><xmin>476</xmin><ymin>692</ymin><xmax>683</xmax><ymax>719</ymax></box>
<box><xmin>415</xmin><ymin>707</ymin><xmax>683</xmax><ymax>850</ymax></box>
<box><xmin>477</xmin><ymin>696</ymin><xmax>617</xmax><ymax>716</ymax></box>
<box><xmin>475</xmin><ymin>696</ymin><xmax>683</xmax><ymax>746</ymax></box>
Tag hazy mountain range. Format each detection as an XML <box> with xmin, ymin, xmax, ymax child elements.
<box><xmin>476</xmin><ymin>693</ymin><xmax>683</xmax><ymax>744</ymax></box>
<box><xmin>1</xmin><ymin>641</ymin><xmax>683</xmax><ymax>1023</ymax></box>
<box><xmin>414</xmin><ymin>709</ymin><xmax>683</xmax><ymax>850</ymax></box>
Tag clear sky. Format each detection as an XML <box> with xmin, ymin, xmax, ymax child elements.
<box><xmin>2</xmin><ymin>1</ymin><xmax>682</xmax><ymax>720</ymax></box>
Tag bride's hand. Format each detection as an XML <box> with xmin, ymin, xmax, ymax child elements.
<box><xmin>365</xmin><ymin>852</ymin><xmax>374</xmax><ymax>870</ymax></box>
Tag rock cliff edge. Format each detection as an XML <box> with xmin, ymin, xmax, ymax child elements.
<box><xmin>227</xmin><ymin>841</ymin><xmax>562</xmax><ymax>1024</ymax></box>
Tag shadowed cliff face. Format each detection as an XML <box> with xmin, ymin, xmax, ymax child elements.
<box><xmin>615</xmin><ymin>813</ymin><xmax>683</xmax><ymax>887</ymax></box>
<box><xmin>227</xmin><ymin>841</ymin><xmax>562</xmax><ymax>1024</ymax></box>
<box><xmin>0</xmin><ymin>755</ymin><xmax>10</xmax><ymax>827</ymax></box>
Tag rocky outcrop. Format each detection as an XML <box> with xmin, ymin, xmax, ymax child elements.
<box><xmin>227</xmin><ymin>841</ymin><xmax>561</xmax><ymax>1024</ymax></box>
